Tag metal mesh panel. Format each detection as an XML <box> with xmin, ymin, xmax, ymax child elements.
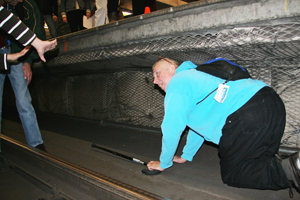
<box><xmin>27</xmin><ymin>23</ymin><xmax>300</xmax><ymax>148</ymax></box>
<box><xmin>46</xmin><ymin>24</ymin><xmax>300</xmax><ymax>71</ymax></box>
<box><xmin>31</xmin><ymin>77</ymin><xmax>68</xmax><ymax>115</ymax></box>
<box><xmin>272</xmin><ymin>67</ymin><xmax>300</xmax><ymax>147</ymax></box>
<box><xmin>32</xmin><ymin>71</ymin><xmax>165</xmax><ymax>128</ymax></box>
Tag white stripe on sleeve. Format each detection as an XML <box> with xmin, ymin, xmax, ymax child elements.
<box><xmin>8</xmin><ymin>20</ymin><xmax>22</xmax><ymax>34</ymax></box>
<box><xmin>23</xmin><ymin>34</ymin><xmax>36</xmax><ymax>46</ymax></box>
<box><xmin>0</xmin><ymin>13</ymin><xmax>13</xmax><ymax>28</ymax></box>
<box><xmin>16</xmin><ymin>27</ymin><xmax>29</xmax><ymax>40</ymax></box>
<box><xmin>4</xmin><ymin>54</ymin><xmax>7</xmax><ymax>70</ymax></box>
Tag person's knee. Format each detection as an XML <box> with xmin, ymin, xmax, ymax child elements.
<box><xmin>221</xmin><ymin>169</ymin><xmax>232</xmax><ymax>185</ymax></box>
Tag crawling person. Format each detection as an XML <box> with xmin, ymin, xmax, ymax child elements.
<box><xmin>147</xmin><ymin>57</ymin><xmax>300</xmax><ymax>195</ymax></box>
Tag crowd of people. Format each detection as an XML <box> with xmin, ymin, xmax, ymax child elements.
<box><xmin>7</xmin><ymin>1</ymin><xmax>205</xmax><ymax>38</ymax></box>
<box><xmin>30</xmin><ymin>0</ymin><xmax>159</xmax><ymax>37</ymax></box>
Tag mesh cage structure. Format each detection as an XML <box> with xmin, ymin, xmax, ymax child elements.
<box><xmin>31</xmin><ymin>71</ymin><xmax>165</xmax><ymax>128</ymax></box>
<box><xmin>21</xmin><ymin>23</ymin><xmax>300</xmax><ymax>148</ymax></box>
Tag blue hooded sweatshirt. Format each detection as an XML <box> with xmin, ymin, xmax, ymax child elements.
<box><xmin>159</xmin><ymin>59</ymin><xmax>268</xmax><ymax>169</ymax></box>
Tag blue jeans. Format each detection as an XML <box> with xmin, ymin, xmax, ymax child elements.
<box><xmin>0</xmin><ymin>48</ymin><xmax>43</xmax><ymax>148</ymax></box>
<box><xmin>43</xmin><ymin>15</ymin><xmax>57</xmax><ymax>38</ymax></box>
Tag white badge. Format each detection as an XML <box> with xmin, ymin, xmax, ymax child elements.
<box><xmin>214</xmin><ymin>84</ymin><xmax>229</xmax><ymax>103</ymax></box>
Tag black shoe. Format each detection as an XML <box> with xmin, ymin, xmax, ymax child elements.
<box><xmin>281</xmin><ymin>153</ymin><xmax>300</xmax><ymax>197</ymax></box>
<box><xmin>108</xmin><ymin>11</ymin><xmax>118</xmax><ymax>23</ymax></box>
<box><xmin>289</xmin><ymin>156</ymin><xmax>300</xmax><ymax>190</ymax></box>
<box><xmin>35</xmin><ymin>144</ymin><xmax>47</xmax><ymax>152</ymax></box>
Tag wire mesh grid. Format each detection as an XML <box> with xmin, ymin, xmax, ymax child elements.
<box><xmin>30</xmin><ymin>23</ymin><xmax>300</xmax><ymax>148</ymax></box>
<box><xmin>32</xmin><ymin>71</ymin><xmax>165</xmax><ymax>128</ymax></box>
<box><xmin>47</xmin><ymin>23</ymin><xmax>300</xmax><ymax>69</ymax></box>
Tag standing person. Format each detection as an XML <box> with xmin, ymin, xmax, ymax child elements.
<box><xmin>32</xmin><ymin>0</ymin><xmax>45</xmax><ymax>37</ymax></box>
<box><xmin>0</xmin><ymin>2</ymin><xmax>57</xmax><ymax>151</ymax></box>
<box><xmin>107</xmin><ymin>0</ymin><xmax>118</xmax><ymax>22</ymax></box>
<box><xmin>95</xmin><ymin>0</ymin><xmax>108</xmax><ymax>26</ymax></box>
<box><xmin>61</xmin><ymin>0</ymin><xmax>91</xmax><ymax>33</ymax></box>
<box><xmin>131</xmin><ymin>0</ymin><xmax>144</xmax><ymax>16</ymax></box>
<box><xmin>0</xmin><ymin>0</ymin><xmax>49</xmax><ymax>151</ymax></box>
<box><xmin>41</xmin><ymin>0</ymin><xmax>58</xmax><ymax>38</ymax></box>
<box><xmin>147</xmin><ymin>57</ymin><xmax>300</xmax><ymax>195</ymax></box>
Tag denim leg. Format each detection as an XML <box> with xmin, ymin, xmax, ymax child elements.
<box><xmin>66</xmin><ymin>10</ymin><xmax>80</xmax><ymax>32</ymax></box>
<box><xmin>132</xmin><ymin>0</ymin><xmax>145</xmax><ymax>16</ymax></box>
<box><xmin>0</xmin><ymin>48</ymin><xmax>9</xmax><ymax>152</ymax></box>
<box><xmin>7</xmin><ymin>62</ymin><xmax>43</xmax><ymax>147</ymax></box>
<box><xmin>0</xmin><ymin>73</ymin><xmax>7</xmax><ymax>152</ymax></box>
<box><xmin>0</xmin><ymin>48</ymin><xmax>9</xmax><ymax>134</ymax></box>
<box><xmin>43</xmin><ymin>15</ymin><xmax>57</xmax><ymax>38</ymax></box>
<box><xmin>0</xmin><ymin>73</ymin><xmax>6</xmax><ymax>134</ymax></box>
<box><xmin>219</xmin><ymin>87</ymin><xmax>289</xmax><ymax>190</ymax></box>
<box><xmin>0</xmin><ymin>73</ymin><xmax>5</xmax><ymax>152</ymax></box>
<box><xmin>107</xmin><ymin>0</ymin><xmax>119</xmax><ymax>13</ymax></box>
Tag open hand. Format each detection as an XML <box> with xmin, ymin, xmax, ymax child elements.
<box><xmin>31</xmin><ymin>38</ymin><xmax>57</xmax><ymax>62</ymax></box>
<box><xmin>6</xmin><ymin>46</ymin><xmax>30</xmax><ymax>61</ymax></box>
<box><xmin>22</xmin><ymin>62</ymin><xmax>32</xmax><ymax>85</ymax></box>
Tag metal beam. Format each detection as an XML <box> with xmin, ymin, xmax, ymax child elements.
<box><xmin>54</xmin><ymin>0</ymin><xmax>300</xmax><ymax>55</ymax></box>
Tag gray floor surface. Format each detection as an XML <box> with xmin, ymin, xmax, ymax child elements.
<box><xmin>0</xmin><ymin>111</ymin><xmax>299</xmax><ymax>200</ymax></box>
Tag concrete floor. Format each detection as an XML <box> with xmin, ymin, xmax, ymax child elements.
<box><xmin>0</xmin><ymin>160</ymin><xmax>54</xmax><ymax>200</ymax></box>
<box><xmin>1</xmin><ymin>110</ymin><xmax>299</xmax><ymax>200</ymax></box>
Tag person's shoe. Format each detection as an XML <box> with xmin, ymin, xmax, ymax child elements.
<box><xmin>281</xmin><ymin>153</ymin><xmax>300</xmax><ymax>195</ymax></box>
<box><xmin>290</xmin><ymin>157</ymin><xmax>300</xmax><ymax>188</ymax></box>
<box><xmin>109</xmin><ymin>11</ymin><xmax>118</xmax><ymax>23</ymax></box>
<box><xmin>35</xmin><ymin>144</ymin><xmax>47</xmax><ymax>152</ymax></box>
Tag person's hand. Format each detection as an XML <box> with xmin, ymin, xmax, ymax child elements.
<box><xmin>173</xmin><ymin>155</ymin><xmax>187</xmax><ymax>164</ymax></box>
<box><xmin>86</xmin><ymin>12</ymin><xmax>91</xmax><ymax>19</ymax></box>
<box><xmin>53</xmin><ymin>15</ymin><xmax>58</xmax><ymax>22</ymax></box>
<box><xmin>30</xmin><ymin>37</ymin><xmax>57</xmax><ymax>62</ymax></box>
<box><xmin>147</xmin><ymin>161</ymin><xmax>165</xmax><ymax>171</ymax></box>
<box><xmin>6</xmin><ymin>46</ymin><xmax>30</xmax><ymax>61</ymax></box>
<box><xmin>22</xmin><ymin>62</ymin><xmax>32</xmax><ymax>85</ymax></box>
<box><xmin>63</xmin><ymin>17</ymin><xmax>67</xmax><ymax>23</ymax></box>
<box><xmin>90</xmin><ymin>10</ymin><xmax>95</xmax><ymax>17</ymax></box>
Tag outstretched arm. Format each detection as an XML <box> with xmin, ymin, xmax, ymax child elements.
<box><xmin>0</xmin><ymin>6</ymin><xmax>36</xmax><ymax>46</ymax></box>
<box><xmin>0</xmin><ymin>46</ymin><xmax>30</xmax><ymax>71</ymax></box>
<box><xmin>6</xmin><ymin>46</ymin><xmax>30</xmax><ymax>61</ymax></box>
<box><xmin>0</xmin><ymin>6</ymin><xmax>57</xmax><ymax>62</ymax></box>
<box><xmin>180</xmin><ymin>129</ymin><xmax>204</xmax><ymax>162</ymax></box>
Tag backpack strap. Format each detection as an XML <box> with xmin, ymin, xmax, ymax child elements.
<box><xmin>195</xmin><ymin>59</ymin><xmax>252</xmax><ymax>105</ymax></box>
<box><xmin>196</xmin><ymin>60</ymin><xmax>251</xmax><ymax>81</ymax></box>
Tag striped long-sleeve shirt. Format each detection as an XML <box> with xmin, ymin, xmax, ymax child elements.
<box><xmin>0</xmin><ymin>6</ymin><xmax>36</xmax><ymax>71</ymax></box>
